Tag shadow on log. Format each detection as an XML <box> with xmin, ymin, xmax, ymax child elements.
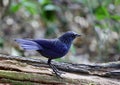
<box><xmin>0</xmin><ymin>54</ymin><xmax>120</xmax><ymax>85</ymax></box>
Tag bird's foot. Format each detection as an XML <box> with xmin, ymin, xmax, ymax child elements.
<box><xmin>52</xmin><ymin>66</ymin><xmax>65</xmax><ymax>75</ymax></box>
<box><xmin>57</xmin><ymin>70</ymin><xmax>65</xmax><ymax>75</ymax></box>
<box><xmin>48</xmin><ymin>60</ymin><xmax>64</xmax><ymax>78</ymax></box>
<box><xmin>52</xmin><ymin>70</ymin><xmax>65</xmax><ymax>75</ymax></box>
<box><xmin>53</xmin><ymin>70</ymin><xmax>66</xmax><ymax>79</ymax></box>
<box><xmin>54</xmin><ymin>71</ymin><xmax>63</xmax><ymax>79</ymax></box>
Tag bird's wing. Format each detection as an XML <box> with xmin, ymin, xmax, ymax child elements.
<box><xmin>15</xmin><ymin>39</ymin><xmax>43</xmax><ymax>50</ymax></box>
<box><xmin>33</xmin><ymin>39</ymin><xmax>68</xmax><ymax>53</ymax></box>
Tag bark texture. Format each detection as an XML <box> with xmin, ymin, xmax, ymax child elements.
<box><xmin>0</xmin><ymin>54</ymin><xmax>120</xmax><ymax>85</ymax></box>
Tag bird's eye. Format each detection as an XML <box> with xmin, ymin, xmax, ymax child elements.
<box><xmin>71</xmin><ymin>34</ymin><xmax>75</xmax><ymax>37</ymax></box>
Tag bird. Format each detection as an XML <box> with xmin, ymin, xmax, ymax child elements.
<box><xmin>15</xmin><ymin>31</ymin><xmax>81</xmax><ymax>78</ymax></box>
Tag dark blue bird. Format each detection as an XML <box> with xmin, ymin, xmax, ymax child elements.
<box><xmin>15</xmin><ymin>31</ymin><xmax>81</xmax><ymax>77</ymax></box>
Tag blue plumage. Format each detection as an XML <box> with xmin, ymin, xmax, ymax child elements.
<box><xmin>15</xmin><ymin>31</ymin><xmax>81</xmax><ymax>78</ymax></box>
<box><xmin>15</xmin><ymin>39</ymin><xmax>42</xmax><ymax>50</ymax></box>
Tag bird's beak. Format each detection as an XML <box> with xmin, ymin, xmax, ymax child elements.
<box><xmin>76</xmin><ymin>34</ymin><xmax>82</xmax><ymax>37</ymax></box>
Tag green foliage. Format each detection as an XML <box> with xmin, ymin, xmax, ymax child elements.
<box><xmin>95</xmin><ymin>6</ymin><xmax>120</xmax><ymax>21</ymax></box>
<box><xmin>81</xmin><ymin>0</ymin><xmax>120</xmax><ymax>59</ymax></box>
<box><xmin>10</xmin><ymin>3</ymin><xmax>21</xmax><ymax>13</ymax></box>
<box><xmin>111</xmin><ymin>15</ymin><xmax>120</xmax><ymax>20</ymax></box>
<box><xmin>10</xmin><ymin>0</ymin><xmax>59</xmax><ymax>24</ymax></box>
<box><xmin>39</xmin><ymin>0</ymin><xmax>59</xmax><ymax>22</ymax></box>
<box><xmin>38</xmin><ymin>0</ymin><xmax>51</xmax><ymax>5</ymax></box>
<box><xmin>38</xmin><ymin>0</ymin><xmax>61</xmax><ymax>38</ymax></box>
<box><xmin>10</xmin><ymin>0</ymin><xmax>59</xmax><ymax>36</ymax></box>
<box><xmin>95</xmin><ymin>6</ymin><xmax>110</xmax><ymax>20</ymax></box>
<box><xmin>0</xmin><ymin>37</ymin><xmax>4</xmax><ymax>48</ymax></box>
<box><xmin>7</xmin><ymin>0</ymin><xmax>120</xmax><ymax>62</ymax></box>
<box><xmin>102</xmin><ymin>0</ymin><xmax>113</xmax><ymax>6</ymax></box>
<box><xmin>44</xmin><ymin>4</ymin><xmax>58</xmax><ymax>11</ymax></box>
<box><xmin>114</xmin><ymin>0</ymin><xmax>120</xmax><ymax>5</ymax></box>
<box><xmin>23</xmin><ymin>1</ymin><xmax>38</xmax><ymax>15</ymax></box>
<box><xmin>10</xmin><ymin>0</ymin><xmax>38</xmax><ymax>15</ymax></box>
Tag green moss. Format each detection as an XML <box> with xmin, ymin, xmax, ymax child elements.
<box><xmin>1</xmin><ymin>79</ymin><xmax>36</xmax><ymax>85</ymax></box>
<box><xmin>0</xmin><ymin>70</ymin><xmax>32</xmax><ymax>81</ymax></box>
<box><xmin>0</xmin><ymin>70</ymin><xmax>80</xmax><ymax>84</ymax></box>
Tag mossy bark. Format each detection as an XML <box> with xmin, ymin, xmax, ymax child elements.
<box><xmin>0</xmin><ymin>54</ymin><xmax>119</xmax><ymax>85</ymax></box>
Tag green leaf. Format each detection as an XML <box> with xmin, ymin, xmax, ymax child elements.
<box><xmin>38</xmin><ymin>0</ymin><xmax>51</xmax><ymax>5</ymax></box>
<box><xmin>44</xmin><ymin>4</ymin><xmax>58</xmax><ymax>11</ymax></box>
<box><xmin>10</xmin><ymin>4</ymin><xmax>21</xmax><ymax>13</ymax></box>
<box><xmin>25</xmin><ymin>6</ymin><xmax>37</xmax><ymax>15</ymax></box>
<box><xmin>115</xmin><ymin>0</ymin><xmax>120</xmax><ymax>5</ymax></box>
<box><xmin>95</xmin><ymin>6</ymin><xmax>110</xmax><ymax>20</ymax></box>
<box><xmin>23</xmin><ymin>2</ymin><xmax>38</xmax><ymax>15</ymax></box>
<box><xmin>111</xmin><ymin>15</ymin><xmax>120</xmax><ymax>20</ymax></box>
<box><xmin>23</xmin><ymin>2</ymin><xmax>36</xmax><ymax>8</ymax></box>
<box><xmin>0</xmin><ymin>37</ymin><xmax>4</xmax><ymax>48</ymax></box>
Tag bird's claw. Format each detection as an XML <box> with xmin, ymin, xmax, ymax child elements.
<box><xmin>54</xmin><ymin>72</ymin><xmax>63</xmax><ymax>79</ymax></box>
<box><xmin>52</xmin><ymin>70</ymin><xmax>64</xmax><ymax>75</ymax></box>
<box><xmin>51</xmin><ymin>69</ymin><xmax>64</xmax><ymax>78</ymax></box>
<box><xmin>57</xmin><ymin>70</ymin><xmax>65</xmax><ymax>75</ymax></box>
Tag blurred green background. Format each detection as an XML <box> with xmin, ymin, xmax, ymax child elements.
<box><xmin>0</xmin><ymin>0</ymin><xmax>120</xmax><ymax>64</ymax></box>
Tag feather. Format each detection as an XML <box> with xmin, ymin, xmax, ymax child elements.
<box><xmin>15</xmin><ymin>39</ymin><xmax>42</xmax><ymax>50</ymax></box>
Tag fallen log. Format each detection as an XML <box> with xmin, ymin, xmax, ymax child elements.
<box><xmin>0</xmin><ymin>54</ymin><xmax>119</xmax><ymax>85</ymax></box>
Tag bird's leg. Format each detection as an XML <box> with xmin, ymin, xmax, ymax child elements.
<box><xmin>47</xmin><ymin>59</ymin><xmax>58</xmax><ymax>72</ymax></box>
<box><xmin>48</xmin><ymin>59</ymin><xmax>64</xmax><ymax>74</ymax></box>
<box><xmin>47</xmin><ymin>58</ymin><xmax>62</xmax><ymax>78</ymax></box>
<box><xmin>51</xmin><ymin>64</ymin><xmax>65</xmax><ymax>75</ymax></box>
<box><xmin>48</xmin><ymin>59</ymin><xmax>65</xmax><ymax>74</ymax></box>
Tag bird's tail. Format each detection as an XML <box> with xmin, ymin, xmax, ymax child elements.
<box><xmin>15</xmin><ymin>39</ymin><xmax>42</xmax><ymax>50</ymax></box>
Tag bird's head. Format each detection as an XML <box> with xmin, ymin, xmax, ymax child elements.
<box><xmin>59</xmin><ymin>31</ymin><xmax>81</xmax><ymax>44</ymax></box>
